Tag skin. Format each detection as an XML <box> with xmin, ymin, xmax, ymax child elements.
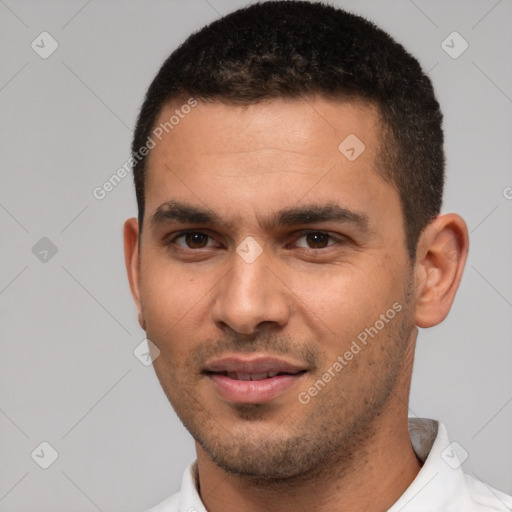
<box><xmin>124</xmin><ymin>97</ymin><xmax>469</xmax><ymax>512</ymax></box>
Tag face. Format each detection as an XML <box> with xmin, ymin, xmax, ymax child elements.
<box><xmin>127</xmin><ymin>97</ymin><xmax>417</xmax><ymax>479</ymax></box>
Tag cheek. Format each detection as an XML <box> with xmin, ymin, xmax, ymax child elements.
<box><xmin>139</xmin><ymin>257</ymin><xmax>216</xmax><ymax>360</ymax></box>
<box><xmin>140</xmin><ymin>262</ymin><xmax>188</xmax><ymax>340</ymax></box>
<box><xmin>141</xmin><ymin>251</ymin><xmax>196</xmax><ymax>316</ymax></box>
<box><xmin>294</xmin><ymin>264</ymin><xmax>408</xmax><ymax>376</ymax></box>
<box><xmin>294</xmin><ymin>264</ymin><xmax>396</xmax><ymax>333</ymax></box>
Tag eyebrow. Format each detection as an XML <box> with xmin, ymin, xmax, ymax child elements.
<box><xmin>150</xmin><ymin>200</ymin><xmax>369</xmax><ymax>232</ymax></box>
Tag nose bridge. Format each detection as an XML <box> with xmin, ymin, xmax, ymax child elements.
<box><xmin>212</xmin><ymin>247</ymin><xmax>289</xmax><ymax>334</ymax></box>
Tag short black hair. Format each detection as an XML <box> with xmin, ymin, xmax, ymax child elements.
<box><xmin>131</xmin><ymin>0</ymin><xmax>444</xmax><ymax>259</ymax></box>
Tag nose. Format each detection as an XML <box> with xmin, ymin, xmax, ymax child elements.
<box><xmin>211</xmin><ymin>246</ymin><xmax>291</xmax><ymax>335</ymax></box>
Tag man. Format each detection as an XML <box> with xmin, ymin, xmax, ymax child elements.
<box><xmin>123</xmin><ymin>1</ymin><xmax>512</xmax><ymax>511</ymax></box>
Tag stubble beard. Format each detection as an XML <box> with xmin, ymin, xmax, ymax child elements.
<box><xmin>166</xmin><ymin>300</ymin><xmax>415</xmax><ymax>486</ymax></box>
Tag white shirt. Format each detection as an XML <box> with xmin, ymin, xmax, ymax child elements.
<box><xmin>145</xmin><ymin>418</ymin><xmax>512</xmax><ymax>512</ymax></box>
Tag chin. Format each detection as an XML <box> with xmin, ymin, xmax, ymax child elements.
<box><xmin>196</xmin><ymin>429</ymin><xmax>329</xmax><ymax>481</ymax></box>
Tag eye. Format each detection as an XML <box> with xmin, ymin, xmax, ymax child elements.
<box><xmin>171</xmin><ymin>231</ymin><xmax>217</xmax><ymax>249</ymax></box>
<box><xmin>293</xmin><ymin>231</ymin><xmax>340</xmax><ymax>249</ymax></box>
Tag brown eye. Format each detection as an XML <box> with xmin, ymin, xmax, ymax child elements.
<box><xmin>184</xmin><ymin>232</ymin><xmax>209</xmax><ymax>248</ymax></box>
<box><xmin>305</xmin><ymin>232</ymin><xmax>331</xmax><ymax>249</ymax></box>
<box><xmin>171</xmin><ymin>232</ymin><xmax>213</xmax><ymax>249</ymax></box>
<box><xmin>294</xmin><ymin>231</ymin><xmax>337</xmax><ymax>250</ymax></box>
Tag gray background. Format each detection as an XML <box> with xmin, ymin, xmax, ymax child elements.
<box><xmin>0</xmin><ymin>0</ymin><xmax>511</xmax><ymax>510</ymax></box>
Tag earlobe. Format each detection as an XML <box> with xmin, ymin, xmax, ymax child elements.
<box><xmin>138</xmin><ymin>310</ymin><xmax>147</xmax><ymax>331</ymax></box>
<box><xmin>414</xmin><ymin>214</ymin><xmax>469</xmax><ymax>328</ymax></box>
<box><xmin>123</xmin><ymin>217</ymin><xmax>145</xmax><ymax>330</ymax></box>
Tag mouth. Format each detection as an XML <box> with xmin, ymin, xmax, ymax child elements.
<box><xmin>203</xmin><ymin>356</ymin><xmax>308</xmax><ymax>404</ymax></box>
<box><xmin>208</xmin><ymin>370</ymin><xmax>306</xmax><ymax>381</ymax></box>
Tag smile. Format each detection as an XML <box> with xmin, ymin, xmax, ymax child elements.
<box><xmin>216</xmin><ymin>371</ymin><xmax>303</xmax><ymax>381</ymax></box>
<box><xmin>203</xmin><ymin>355</ymin><xmax>308</xmax><ymax>404</ymax></box>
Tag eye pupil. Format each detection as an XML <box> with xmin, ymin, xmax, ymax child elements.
<box><xmin>306</xmin><ymin>232</ymin><xmax>329</xmax><ymax>248</ymax></box>
<box><xmin>185</xmin><ymin>232</ymin><xmax>208</xmax><ymax>248</ymax></box>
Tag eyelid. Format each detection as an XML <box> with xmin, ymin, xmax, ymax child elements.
<box><xmin>289</xmin><ymin>230</ymin><xmax>347</xmax><ymax>249</ymax></box>
<box><xmin>167</xmin><ymin>230</ymin><xmax>220</xmax><ymax>249</ymax></box>
<box><xmin>165</xmin><ymin>229</ymin><xmax>348</xmax><ymax>250</ymax></box>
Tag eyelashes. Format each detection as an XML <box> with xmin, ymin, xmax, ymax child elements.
<box><xmin>167</xmin><ymin>230</ymin><xmax>347</xmax><ymax>251</ymax></box>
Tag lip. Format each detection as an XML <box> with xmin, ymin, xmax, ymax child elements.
<box><xmin>204</xmin><ymin>355</ymin><xmax>306</xmax><ymax>374</ymax></box>
<box><xmin>204</xmin><ymin>355</ymin><xmax>307</xmax><ymax>404</ymax></box>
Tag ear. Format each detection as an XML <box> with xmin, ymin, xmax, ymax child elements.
<box><xmin>414</xmin><ymin>213</ymin><xmax>469</xmax><ymax>328</ymax></box>
<box><xmin>123</xmin><ymin>217</ymin><xmax>146</xmax><ymax>331</ymax></box>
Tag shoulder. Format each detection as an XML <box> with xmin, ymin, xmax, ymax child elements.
<box><xmin>143</xmin><ymin>491</ymin><xmax>180</xmax><ymax>512</ymax></box>
<box><xmin>464</xmin><ymin>473</ymin><xmax>512</xmax><ymax>511</ymax></box>
<box><xmin>142</xmin><ymin>460</ymin><xmax>201</xmax><ymax>512</ymax></box>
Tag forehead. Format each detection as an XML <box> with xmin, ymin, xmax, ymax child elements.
<box><xmin>148</xmin><ymin>96</ymin><xmax>382</xmax><ymax>167</ymax></box>
<box><xmin>143</xmin><ymin>97</ymin><xmax>400</xmax><ymax>234</ymax></box>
